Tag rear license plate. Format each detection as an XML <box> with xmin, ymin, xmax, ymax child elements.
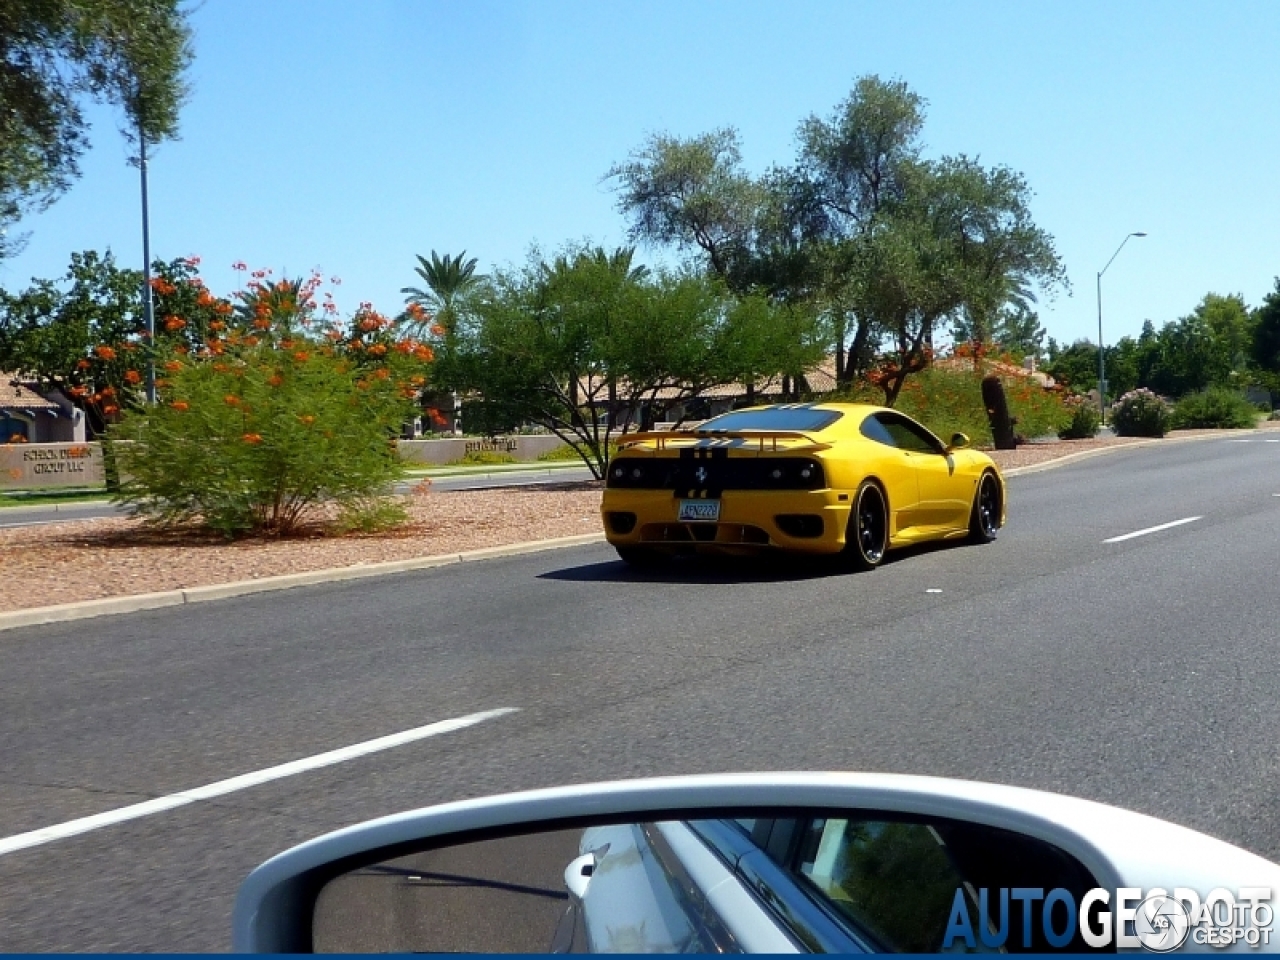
<box><xmin>678</xmin><ymin>499</ymin><xmax>720</xmax><ymax>522</ymax></box>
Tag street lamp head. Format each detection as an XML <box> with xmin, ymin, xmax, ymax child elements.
<box><xmin>1132</xmin><ymin>232</ymin><xmax>1148</xmax><ymax>237</ymax></box>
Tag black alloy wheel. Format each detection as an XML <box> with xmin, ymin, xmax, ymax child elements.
<box><xmin>845</xmin><ymin>481</ymin><xmax>888</xmax><ymax>571</ymax></box>
<box><xmin>968</xmin><ymin>472</ymin><xmax>1000</xmax><ymax>544</ymax></box>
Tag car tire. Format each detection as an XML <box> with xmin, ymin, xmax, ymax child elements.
<box><xmin>615</xmin><ymin>546</ymin><xmax>668</xmax><ymax>568</ymax></box>
<box><xmin>968</xmin><ymin>472</ymin><xmax>1001</xmax><ymax>544</ymax></box>
<box><xmin>844</xmin><ymin>481</ymin><xmax>888</xmax><ymax>571</ymax></box>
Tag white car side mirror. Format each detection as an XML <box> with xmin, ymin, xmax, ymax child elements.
<box><xmin>233</xmin><ymin>773</ymin><xmax>1280</xmax><ymax>954</ymax></box>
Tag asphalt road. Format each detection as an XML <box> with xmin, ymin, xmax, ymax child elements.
<box><xmin>1</xmin><ymin>437</ymin><xmax>1278</xmax><ymax>950</ymax></box>
<box><xmin>0</xmin><ymin>467</ymin><xmax>597</xmax><ymax>528</ymax></box>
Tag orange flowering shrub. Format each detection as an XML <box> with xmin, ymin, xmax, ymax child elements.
<box><xmin>107</xmin><ymin>263</ymin><xmax>433</xmax><ymax>536</ymax></box>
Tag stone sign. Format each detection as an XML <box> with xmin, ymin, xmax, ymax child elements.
<box><xmin>0</xmin><ymin>442</ymin><xmax>105</xmax><ymax>490</ymax></box>
<box><xmin>464</xmin><ymin>436</ymin><xmax>518</xmax><ymax>454</ymax></box>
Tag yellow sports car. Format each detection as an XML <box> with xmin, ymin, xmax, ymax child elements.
<box><xmin>601</xmin><ymin>402</ymin><xmax>1006</xmax><ymax>569</ymax></box>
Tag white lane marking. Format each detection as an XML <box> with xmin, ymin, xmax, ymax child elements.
<box><xmin>1103</xmin><ymin>517</ymin><xmax>1201</xmax><ymax>543</ymax></box>
<box><xmin>926</xmin><ymin>589</ymin><xmax>942</xmax><ymax>594</ymax></box>
<box><xmin>1267</xmin><ymin>439</ymin><xmax>1279</xmax><ymax>443</ymax></box>
<box><xmin>1227</xmin><ymin>439</ymin><xmax>1252</xmax><ymax>443</ymax></box>
<box><xmin>0</xmin><ymin>707</ymin><xmax>517</xmax><ymax>858</ymax></box>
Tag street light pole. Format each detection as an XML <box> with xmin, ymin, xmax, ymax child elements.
<box><xmin>1096</xmin><ymin>231</ymin><xmax>1147</xmax><ymax>423</ymax></box>
<box><xmin>139</xmin><ymin>126</ymin><xmax>156</xmax><ymax>404</ymax></box>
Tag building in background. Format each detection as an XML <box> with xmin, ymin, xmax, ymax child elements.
<box><xmin>1</xmin><ymin>375</ymin><xmax>87</xmax><ymax>443</ymax></box>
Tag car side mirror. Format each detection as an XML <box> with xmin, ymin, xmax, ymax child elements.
<box><xmin>946</xmin><ymin>432</ymin><xmax>970</xmax><ymax>452</ymax></box>
<box><xmin>233</xmin><ymin>773</ymin><xmax>1280</xmax><ymax>953</ymax></box>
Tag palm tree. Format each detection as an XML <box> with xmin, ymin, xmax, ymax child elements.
<box><xmin>954</xmin><ymin>272</ymin><xmax>1039</xmax><ymax>366</ymax></box>
<box><xmin>400</xmin><ymin>251</ymin><xmax>486</xmax><ymax>338</ymax></box>
<box><xmin>540</xmin><ymin>245</ymin><xmax>649</xmax><ymax>285</ymax></box>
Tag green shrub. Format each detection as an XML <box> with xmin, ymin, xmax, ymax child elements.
<box><xmin>837</xmin><ymin>365</ymin><xmax>1071</xmax><ymax>446</ymax></box>
<box><xmin>536</xmin><ymin>443</ymin><xmax>581</xmax><ymax>461</ymax></box>
<box><xmin>335</xmin><ymin>496</ymin><xmax>410</xmax><ymax>533</ymax></box>
<box><xmin>108</xmin><ymin>280</ymin><xmax>432</xmax><ymax>536</ymax></box>
<box><xmin>1170</xmin><ymin>388</ymin><xmax>1261</xmax><ymax>429</ymax></box>
<box><xmin>447</xmin><ymin>449</ymin><xmax>517</xmax><ymax>465</ymax></box>
<box><xmin>1005</xmin><ymin>378</ymin><xmax>1073</xmax><ymax>441</ymax></box>
<box><xmin>538</xmin><ymin>441</ymin><xmax>619</xmax><ymax>462</ymax></box>
<box><xmin>1110</xmin><ymin>388</ymin><xmax>1171</xmax><ymax>437</ymax></box>
<box><xmin>1058</xmin><ymin>398</ymin><xmax>1101</xmax><ymax>439</ymax></box>
<box><xmin>839</xmin><ymin>367</ymin><xmax>990</xmax><ymax>442</ymax></box>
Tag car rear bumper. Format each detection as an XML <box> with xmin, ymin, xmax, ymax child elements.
<box><xmin>601</xmin><ymin>488</ymin><xmax>852</xmax><ymax>555</ymax></box>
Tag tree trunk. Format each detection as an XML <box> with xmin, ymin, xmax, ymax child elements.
<box><xmin>844</xmin><ymin>318</ymin><xmax>871</xmax><ymax>385</ymax></box>
<box><xmin>982</xmin><ymin>376</ymin><xmax>1017</xmax><ymax>450</ymax></box>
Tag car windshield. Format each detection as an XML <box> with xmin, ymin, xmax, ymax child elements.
<box><xmin>695</xmin><ymin>407</ymin><xmax>843</xmax><ymax>433</ymax></box>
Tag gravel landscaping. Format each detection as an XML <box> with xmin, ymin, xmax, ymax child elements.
<box><xmin>2</xmin><ymin>424</ymin><xmax>1275</xmax><ymax>614</ymax></box>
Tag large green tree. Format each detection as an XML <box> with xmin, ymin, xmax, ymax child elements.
<box><xmin>434</xmin><ymin>245</ymin><xmax>822</xmax><ymax>477</ymax></box>
<box><xmin>1252</xmin><ymin>278</ymin><xmax>1280</xmax><ymax>399</ymax></box>
<box><xmin>610</xmin><ymin>76</ymin><xmax>1066</xmax><ymax>399</ymax></box>
<box><xmin>854</xmin><ymin>155</ymin><xmax>1066</xmax><ymax>404</ymax></box>
<box><xmin>1</xmin><ymin>0</ymin><xmax>193</xmax><ymax>257</ymax></box>
<box><xmin>1048</xmin><ymin>294</ymin><xmax>1259</xmax><ymax>402</ymax></box>
<box><xmin>953</xmin><ymin>303</ymin><xmax>1046</xmax><ymax>362</ymax></box>
<box><xmin>1045</xmin><ymin>338</ymin><xmax>1100</xmax><ymax>394</ymax></box>
<box><xmin>0</xmin><ymin>249</ymin><xmax>142</xmax><ymax>433</ymax></box>
<box><xmin>1144</xmin><ymin>294</ymin><xmax>1253</xmax><ymax>397</ymax></box>
<box><xmin>607</xmin><ymin>129</ymin><xmax>763</xmax><ymax>287</ymax></box>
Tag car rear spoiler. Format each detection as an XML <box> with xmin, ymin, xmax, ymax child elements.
<box><xmin>615</xmin><ymin>430</ymin><xmax>832</xmax><ymax>453</ymax></box>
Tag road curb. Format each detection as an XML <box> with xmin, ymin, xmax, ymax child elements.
<box><xmin>0</xmin><ymin>499</ymin><xmax>113</xmax><ymax>517</ymax></box>
<box><xmin>0</xmin><ymin>532</ymin><xmax>606</xmax><ymax>633</ymax></box>
<box><xmin>1001</xmin><ymin>428</ymin><xmax>1271</xmax><ymax>478</ymax></box>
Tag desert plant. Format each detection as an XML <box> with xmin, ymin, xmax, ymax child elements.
<box><xmin>1110</xmin><ymin>388</ymin><xmax>1171</xmax><ymax>437</ymax></box>
<box><xmin>537</xmin><ymin>441</ymin><xmax>620</xmax><ymax>462</ymax></box>
<box><xmin>1058</xmin><ymin>396</ymin><xmax>1101</xmax><ymax>439</ymax></box>
<box><xmin>447</xmin><ymin>449</ymin><xmax>517</xmax><ymax>465</ymax></box>
<box><xmin>107</xmin><ymin>270</ymin><xmax>433</xmax><ymax>536</ymax></box>
<box><xmin>536</xmin><ymin>443</ymin><xmax>582</xmax><ymax>461</ymax></box>
<box><xmin>334</xmin><ymin>496</ymin><xmax>410</xmax><ymax>533</ymax></box>
<box><xmin>1170</xmin><ymin>387</ymin><xmax>1260</xmax><ymax>430</ymax></box>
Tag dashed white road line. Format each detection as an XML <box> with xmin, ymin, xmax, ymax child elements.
<box><xmin>1103</xmin><ymin>517</ymin><xmax>1202</xmax><ymax>543</ymax></box>
<box><xmin>0</xmin><ymin>707</ymin><xmax>518</xmax><ymax>858</ymax></box>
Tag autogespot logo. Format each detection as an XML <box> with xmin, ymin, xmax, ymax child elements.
<box><xmin>943</xmin><ymin>886</ymin><xmax>1274</xmax><ymax>952</ymax></box>
<box><xmin>1135</xmin><ymin>894</ymin><xmax>1191</xmax><ymax>952</ymax></box>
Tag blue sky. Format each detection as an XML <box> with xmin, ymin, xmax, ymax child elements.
<box><xmin>3</xmin><ymin>0</ymin><xmax>1278</xmax><ymax>351</ymax></box>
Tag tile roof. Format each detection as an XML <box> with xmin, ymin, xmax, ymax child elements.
<box><xmin>0</xmin><ymin>374</ymin><xmax>63</xmax><ymax>411</ymax></box>
<box><xmin>576</xmin><ymin>355</ymin><xmax>1054</xmax><ymax>406</ymax></box>
<box><xmin>580</xmin><ymin>357</ymin><xmax>842</xmax><ymax>402</ymax></box>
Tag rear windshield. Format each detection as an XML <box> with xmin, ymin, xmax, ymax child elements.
<box><xmin>695</xmin><ymin>407</ymin><xmax>843</xmax><ymax>433</ymax></box>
